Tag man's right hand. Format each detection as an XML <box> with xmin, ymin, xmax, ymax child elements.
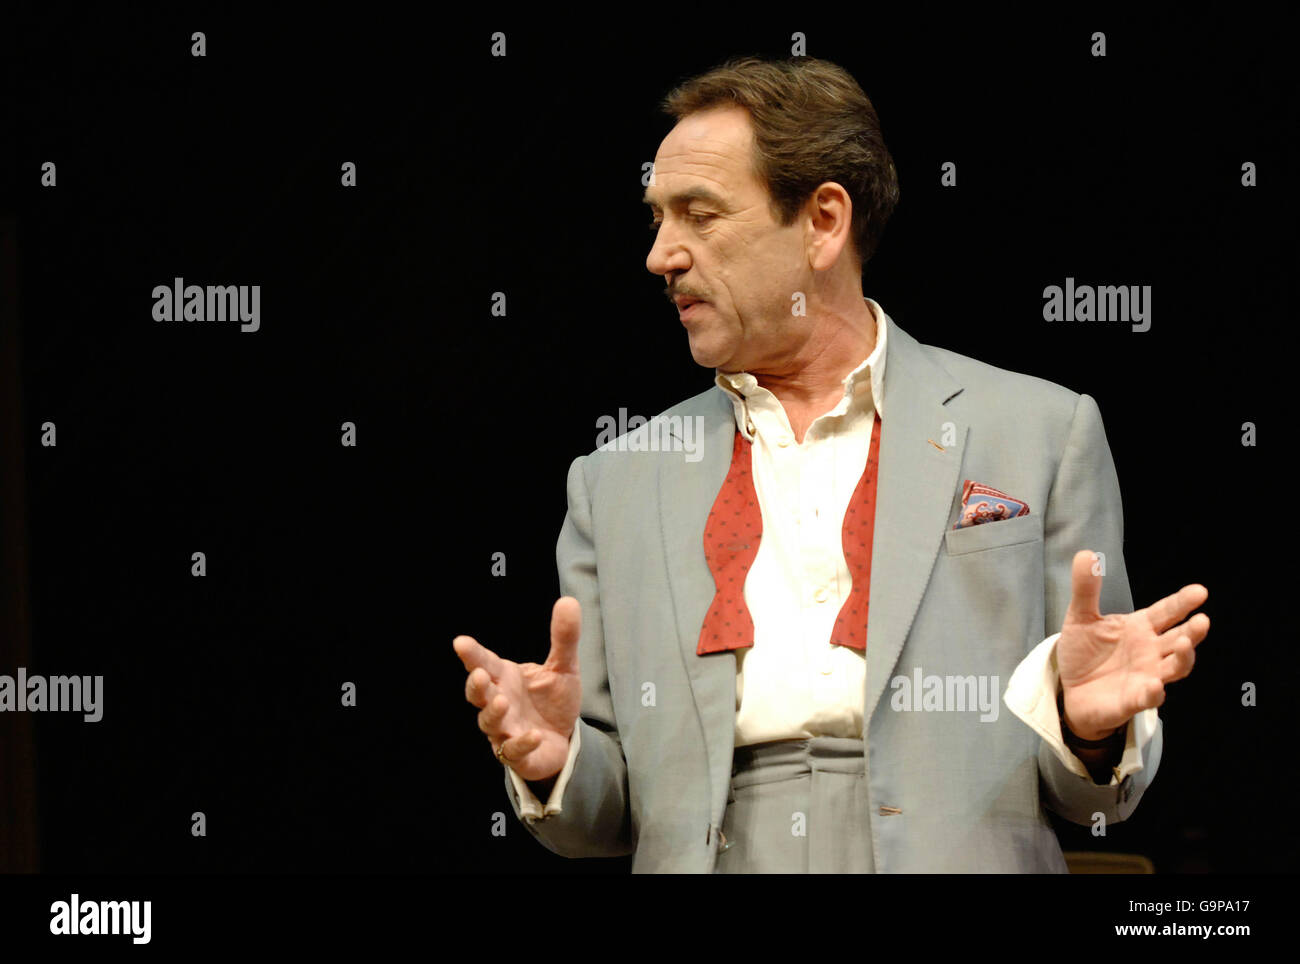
<box><xmin>453</xmin><ymin>596</ymin><xmax>582</xmax><ymax>783</ymax></box>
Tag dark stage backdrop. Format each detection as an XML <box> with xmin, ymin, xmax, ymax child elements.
<box><xmin>2</xmin><ymin>8</ymin><xmax>1294</xmax><ymax>877</ymax></box>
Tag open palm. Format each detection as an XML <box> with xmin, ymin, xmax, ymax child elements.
<box><xmin>1057</xmin><ymin>550</ymin><xmax>1209</xmax><ymax>741</ymax></box>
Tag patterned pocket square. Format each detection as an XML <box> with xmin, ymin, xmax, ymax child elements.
<box><xmin>955</xmin><ymin>480</ymin><xmax>1030</xmax><ymax>529</ymax></box>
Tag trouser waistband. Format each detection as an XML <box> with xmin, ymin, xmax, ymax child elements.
<box><xmin>730</xmin><ymin>737</ymin><xmax>865</xmax><ymax>787</ymax></box>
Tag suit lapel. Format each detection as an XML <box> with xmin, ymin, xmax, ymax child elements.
<box><xmin>864</xmin><ymin>317</ymin><xmax>967</xmax><ymax>725</ymax></box>
<box><xmin>659</xmin><ymin>388</ymin><xmax>737</xmax><ymax>829</ymax></box>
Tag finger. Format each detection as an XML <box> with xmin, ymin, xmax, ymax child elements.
<box><xmin>1142</xmin><ymin>583</ymin><xmax>1209</xmax><ymax>635</ymax></box>
<box><xmin>1132</xmin><ymin>675</ymin><xmax>1166</xmax><ymax>711</ymax></box>
<box><xmin>1158</xmin><ymin>612</ymin><xmax>1210</xmax><ymax>656</ymax></box>
<box><xmin>477</xmin><ymin>692</ymin><xmax>509</xmax><ymax>737</ymax></box>
<box><xmin>545</xmin><ymin>596</ymin><xmax>582</xmax><ymax>674</ymax></box>
<box><xmin>1064</xmin><ymin>550</ymin><xmax>1104</xmax><ymax>621</ymax></box>
<box><xmin>454</xmin><ymin>635</ymin><xmax>505</xmax><ymax>679</ymax></box>
<box><xmin>464</xmin><ymin>667</ymin><xmax>498</xmax><ymax>708</ymax></box>
<box><xmin>500</xmin><ymin>728</ymin><xmax>544</xmax><ymax>762</ymax></box>
<box><xmin>1158</xmin><ymin>636</ymin><xmax>1195</xmax><ymax>683</ymax></box>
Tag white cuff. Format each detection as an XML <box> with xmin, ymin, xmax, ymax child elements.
<box><xmin>1004</xmin><ymin>633</ymin><xmax>1158</xmax><ymax>783</ymax></box>
<box><xmin>507</xmin><ymin>724</ymin><xmax>582</xmax><ymax>821</ymax></box>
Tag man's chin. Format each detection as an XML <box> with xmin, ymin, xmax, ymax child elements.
<box><xmin>686</xmin><ymin>335</ymin><xmax>733</xmax><ymax>370</ymax></box>
<box><xmin>688</xmin><ymin>348</ymin><xmax>726</xmax><ymax>370</ymax></box>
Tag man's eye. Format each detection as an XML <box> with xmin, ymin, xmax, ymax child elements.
<box><xmin>647</xmin><ymin>214</ymin><xmax>712</xmax><ymax>231</ymax></box>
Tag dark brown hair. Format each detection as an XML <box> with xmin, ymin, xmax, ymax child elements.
<box><xmin>661</xmin><ymin>56</ymin><xmax>899</xmax><ymax>271</ymax></box>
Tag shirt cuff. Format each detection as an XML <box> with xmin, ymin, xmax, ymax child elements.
<box><xmin>507</xmin><ymin>724</ymin><xmax>582</xmax><ymax>822</ymax></box>
<box><xmin>1003</xmin><ymin>633</ymin><xmax>1158</xmax><ymax>784</ymax></box>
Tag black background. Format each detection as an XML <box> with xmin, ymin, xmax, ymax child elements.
<box><xmin>4</xmin><ymin>7</ymin><xmax>1295</xmax><ymax>877</ymax></box>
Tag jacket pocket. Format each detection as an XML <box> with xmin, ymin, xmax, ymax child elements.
<box><xmin>943</xmin><ymin>511</ymin><xmax>1043</xmax><ymax>556</ymax></box>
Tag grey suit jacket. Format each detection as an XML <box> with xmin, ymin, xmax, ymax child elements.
<box><xmin>505</xmin><ymin>314</ymin><xmax>1161</xmax><ymax>872</ymax></box>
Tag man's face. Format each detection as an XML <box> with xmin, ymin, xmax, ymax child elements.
<box><xmin>644</xmin><ymin>105</ymin><xmax>810</xmax><ymax>372</ymax></box>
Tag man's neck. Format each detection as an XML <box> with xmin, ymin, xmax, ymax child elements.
<box><xmin>754</xmin><ymin>299</ymin><xmax>877</xmax><ymax>443</ymax></box>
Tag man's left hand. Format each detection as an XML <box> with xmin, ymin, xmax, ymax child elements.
<box><xmin>1057</xmin><ymin>550</ymin><xmax>1210</xmax><ymax>741</ymax></box>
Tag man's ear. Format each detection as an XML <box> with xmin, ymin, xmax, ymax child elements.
<box><xmin>806</xmin><ymin>182</ymin><xmax>853</xmax><ymax>272</ymax></box>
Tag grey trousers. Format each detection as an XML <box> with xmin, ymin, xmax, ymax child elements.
<box><xmin>713</xmin><ymin>737</ymin><xmax>874</xmax><ymax>873</ymax></box>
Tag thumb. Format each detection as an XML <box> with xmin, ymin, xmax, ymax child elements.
<box><xmin>1065</xmin><ymin>549</ymin><xmax>1104</xmax><ymax>622</ymax></box>
<box><xmin>546</xmin><ymin>596</ymin><xmax>582</xmax><ymax>673</ymax></box>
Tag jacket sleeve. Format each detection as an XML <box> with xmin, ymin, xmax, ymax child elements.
<box><xmin>502</xmin><ymin>454</ymin><xmax>634</xmax><ymax>856</ymax></box>
<box><xmin>1033</xmin><ymin>392</ymin><xmax>1163</xmax><ymax>825</ymax></box>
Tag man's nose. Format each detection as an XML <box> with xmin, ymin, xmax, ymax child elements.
<box><xmin>646</xmin><ymin>224</ymin><xmax>689</xmax><ymax>277</ymax></box>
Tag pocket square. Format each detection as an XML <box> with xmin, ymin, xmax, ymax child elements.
<box><xmin>955</xmin><ymin>480</ymin><xmax>1030</xmax><ymax>529</ymax></box>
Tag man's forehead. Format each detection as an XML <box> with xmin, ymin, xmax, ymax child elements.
<box><xmin>664</xmin><ymin>103</ymin><xmax>752</xmax><ymax>145</ymax></box>
<box><xmin>644</xmin><ymin>108</ymin><xmax>756</xmax><ymax>208</ymax></box>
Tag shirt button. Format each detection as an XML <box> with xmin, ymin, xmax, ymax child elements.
<box><xmin>814</xmin><ymin>588</ymin><xmax>829</xmax><ymax>603</ymax></box>
<box><xmin>778</xmin><ymin>436</ymin><xmax>792</xmax><ymax>447</ymax></box>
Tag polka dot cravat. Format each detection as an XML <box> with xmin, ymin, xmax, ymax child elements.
<box><xmin>697</xmin><ymin>416</ymin><xmax>882</xmax><ymax>655</ymax></box>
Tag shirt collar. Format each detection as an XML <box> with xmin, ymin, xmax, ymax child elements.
<box><xmin>714</xmin><ymin>297</ymin><xmax>888</xmax><ymax>441</ymax></box>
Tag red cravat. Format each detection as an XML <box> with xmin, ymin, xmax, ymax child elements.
<box><xmin>697</xmin><ymin>417</ymin><xmax>882</xmax><ymax>655</ymax></box>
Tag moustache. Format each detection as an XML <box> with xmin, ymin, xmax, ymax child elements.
<box><xmin>665</xmin><ymin>288</ymin><xmax>708</xmax><ymax>304</ymax></box>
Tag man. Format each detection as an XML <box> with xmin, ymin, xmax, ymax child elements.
<box><xmin>454</xmin><ymin>56</ymin><xmax>1209</xmax><ymax>872</ymax></box>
